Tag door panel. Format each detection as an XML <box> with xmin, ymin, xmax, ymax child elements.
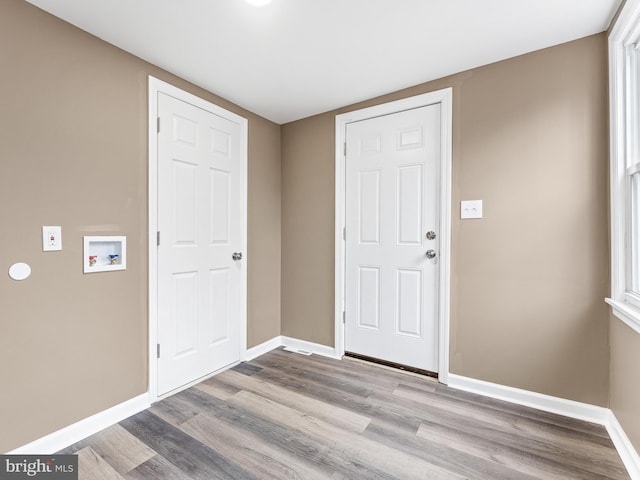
<box><xmin>345</xmin><ymin>104</ymin><xmax>440</xmax><ymax>372</ymax></box>
<box><xmin>358</xmin><ymin>266</ymin><xmax>381</xmax><ymax>330</ymax></box>
<box><xmin>157</xmin><ymin>93</ymin><xmax>242</xmax><ymax>395</ymax></box>
<box><xmin>210</xmin><ymin>168</ymin><xmax>230</xmax><ymax>243</ymax></box>
<box><xmin>172</xmin><ymin>160</ymin><xmax>198</xmax><ymax>245</ymax></box>
<box><xmin>209</xmin><ymin>268</ymin><xmax>231</xmax><ymax>345</ymax></box>
<box><xmin>397</xmin><ymin>164</ymin><xmax>423</xmax><ymax>245</ymax></box>
<box><xmin>358</xmin><ymin>170</ymin><xmax>381</xmax><ymax>244</ymax></box>
<box><xmin>173</xmin><ymin>271</ymin><xmax>198</xmax><ymax>356</ymax></box>
<box><xmin>396</xmin><ymin>268</ymin><xmax>422</xmax><ymax>337</ymax></box>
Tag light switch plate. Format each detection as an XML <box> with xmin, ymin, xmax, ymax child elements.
<box><xmin>42</xmin><ymin>226</ymin><xmax>62</xmax><ymax>251</ymax></box>
<box><xmin>461</xmin><ymin>200</ymin><xmax>483</xmax><ymax>219</ymax></box>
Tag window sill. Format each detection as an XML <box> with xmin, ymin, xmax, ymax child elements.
<box><xmin>606</xmin><ymin>298</ymin><xmax>640</xmax><ymax>334</ymax></box>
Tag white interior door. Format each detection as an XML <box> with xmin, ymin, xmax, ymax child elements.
<box><xmin>345</xmin><ymin>104</ymin><xmax>441</xmax><ymax>372</ymax></box>
<box><xmin>157</xmin><ymin>92</ymin><xmax>243</xmax><ymax>396</ymax></box>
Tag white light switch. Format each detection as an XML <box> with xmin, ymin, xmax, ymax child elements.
<box><xmin>42</xmin><ymin>226</ymin><xmax>62</xmax><ymax>251</ymax></box>
<box><xmin>461</xmin><ymin>200</ymin><xmax>483</xmax><ymax>219</ymax></box>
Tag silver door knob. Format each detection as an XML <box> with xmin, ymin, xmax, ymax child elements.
<box><xmin>232</xmin><ymin>252</ymin><xmax>243</xmax><ymax>261</ymax></box>
<box><xmin>425</xmin><ymin>249</ymin><xmax>437</xmax><ymax>259</ymax></box>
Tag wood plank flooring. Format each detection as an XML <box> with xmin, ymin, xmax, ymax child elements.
<box><xmin>60</xmin><ymin>348</ymin><xmax>630</xmax><ymax>479</ymax></box>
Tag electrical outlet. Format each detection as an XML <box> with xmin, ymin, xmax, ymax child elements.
<box><xmin>42</xmin><ymin>226</ymin><xmax>62</xmax><ymax>251</ymax></box>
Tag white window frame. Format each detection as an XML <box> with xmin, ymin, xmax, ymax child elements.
<box><xmin>608</xmin><ymin>0</ymin><xmax>640</xmax><ymax>334</ymax></box>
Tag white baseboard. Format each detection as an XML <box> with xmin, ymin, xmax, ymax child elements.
<box><xmin>246</xmin><ymin>335</ymin><xmax>339</xmax><ymax>359</ymax></box>
<box><xmin>8</xmin><ymin>394</ymin><xmax>150</xmax><ymax>455</ymax></box>
<box><xmin>16</xmin><ymin>350</ymin><xmax>636</xmax><ymax>478</ymax></box>
<box><xmin>7</xmin><ymin>336</ymin><xmax>335</xmax><ymax>454</ymax></box>
<box><xmin>448</xmin><ymin>373</ymin><xmax>640</xmax><ymax>480</ymax></box>
<box><xmin>244</xmin><ymin>336</ymin><xmax>283</xmax><ymax>361</ymax></box>
<box><xmin>605</xmin><ymin>410</ymin><xmax>640</xmax><ymax>480</ymax></box>
<box><xmin>281</xmin><ymin>336</ymin><xmax>340</xmax><ymax>359</ymax></box>
<box><xmin>447</xmin><ymin>373</ymin><xmax>609</xmax><ymax>424</ymax></box>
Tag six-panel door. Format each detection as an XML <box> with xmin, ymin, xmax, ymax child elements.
<box><xmin>157</xmin><ymin>93</ymin><xmax>242</xmax><ymax>395</ymax></box>
<box><xmin>345</xmin><ymin>104</ymin><xmax>441</xmax><ymax>372</ymax></box>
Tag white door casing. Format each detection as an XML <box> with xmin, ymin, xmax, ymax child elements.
<box><xmin>335</xmin><ymin>89</ymin><xmax>452</xmax><ymax>383</ymax></box>
<box><xmin>344</xmin><ymin>105</ymin><xmax>440</xmax><ymax>371</ymax></box>
<box><xmin>148</xmin><ymin>77</ymin><xmax>248</xmax><ymax>401</ymax></box>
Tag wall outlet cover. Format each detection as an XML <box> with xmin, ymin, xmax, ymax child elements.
<box><xmin>42</xmin><ymin>226</ymin><xmax>62</xmax><ymax>251</ymax></box>
<box><xmin>461</xmin><ymin>200</ymin><xmax>483</xmax><ymax>219</ymax></box>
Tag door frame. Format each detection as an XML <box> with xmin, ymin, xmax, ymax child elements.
<box><xmin>334</xmin><ymin>88</ymin><xmax>452</xmax><ymax>384</ymax></box>
<box><xmin>147</xmin><ymin>76</ymin><xmax>248</xmax><ymax>402</ymax></box>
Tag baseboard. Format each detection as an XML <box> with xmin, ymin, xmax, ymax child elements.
<box><xmin>7</xmin><ymin>356</ymin><xmax>638</xmax><ymax>479</ymax></box>
<box><xmin>7</xmin><ymin>335</ymin><xmax>287</xmax><ymax>454</ymax></box>
<box><xmin>281</xmin><ymin>336</ymin><xmax>340</xmax><ymax>359</ymax></box>
<box><xmin>605</xmin><ymin>410</ymin><xmax>640</xmax><ymax>480</ymax></box>
<box><xmin>8</xmin><ymin>393</ymin><xmax>150</xmax><ymax>455</ymax></box>
<box><xmin>8</xmin><ymin>335</ymin><xmax>331</xmax><ymax>454</ymax></box>
<box><xmin>244</xmin><ymin>335</ymin><xmax>340</xmax><ymax>361</ymax></box>
<box><xmin>448</xmin><ymin>374</ymin><xmax>609</xmax><ymax>425</ymax></box>
<box><xmin>244</xmin><ymin>336</ymin><xmax>283</xmax><ymax>361</ymax></box>
<box><xmin>448</xmin><ymin>374</ymin><xmax>640</xmax><ymax>480</ymax></box>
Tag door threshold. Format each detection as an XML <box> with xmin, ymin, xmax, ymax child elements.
<box><xmin>344</xmin><ymin>352</ymin><xmax>438</xmax><ymax>379</ymax></box>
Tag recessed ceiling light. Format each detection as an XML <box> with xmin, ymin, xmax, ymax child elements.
<box><xmin>245</xmin><ymin>0</ymin><xmax>272</xmax><ymax>6</ymax></box>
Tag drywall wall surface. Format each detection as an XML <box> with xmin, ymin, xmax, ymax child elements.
<box><xmin>281</xmin><ymin>33</ymin><xmax>609</xmax><ymax>405</ymax></box>
<box><xmin>281</xmin><ymin>114</ymin><xmax>336</xmax><ymax>345</ymax></box>
<box><xmin>248</xmin><ymin>120</ymin><xmax>282</xmax><ymax>348</ymax></box>
<box><xmin>451</xmin><ymin>33</ymin><xmax>609</xmax><ymax>406</ymax></box>
<box><xmin>0</xmin><ymin>0</ymin><xmax>281</xmax><ymax>452</ymax></box>
<box><xmin>610</xmin><ymin>317</ymin><xmax>640</xmax><ymax>451</ymax></box>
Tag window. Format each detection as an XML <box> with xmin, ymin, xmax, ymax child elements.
<box><xmin>608</xmin><ymin>0</ymin><xmax>640</xmax><ymax>333</ymax></box>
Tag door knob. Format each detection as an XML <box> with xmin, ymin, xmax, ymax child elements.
<box><xmin>232</xmin><ymin>252</ymin><xmax>243</xmax><ymax>261</ymax></box>
<box><xmin>425</xmin><ymin>249</ymin><xmax>437</xmax><ymax>259</ymax></box>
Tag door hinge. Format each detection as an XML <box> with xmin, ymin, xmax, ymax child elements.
<box><xmin>157</xmin><ymin>231</ymin><xmax>160</xmax><ymax>246</ymax></box>
<box><xmin>343</xmin><ymin>227</ymin><xmax>346</xmax><ymax>241</ymax></box>
<box><xmin>343</xmin><ymin>311</ymin><xmax>346</xmax><ymax>323</ymax></box>
<box><xmin>344</xmin><ymin>142</ymin><xmax>347</xmax><ymax>156</ymax></box>
<box><xmin>157</xmin><ymin>117</ymin><xmax>161</xmax><ymax>133</ymax></box>
<box><xmin>157</xmin><ymin>344</ymin><xmax>160</xmax><ymax>359</ymax></box>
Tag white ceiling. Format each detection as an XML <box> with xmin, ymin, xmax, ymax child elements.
<box><xmin>25</xmin><ymin>0</ymin><xmax>621</xmax><ymax>124</ymax></box>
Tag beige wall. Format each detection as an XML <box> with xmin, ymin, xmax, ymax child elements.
<box><xmin>248</xmin><ymin>119</ymin><xmax>282</xmax><ymax>347</ymax></box>
<box><xmin>610</xmin><ymin>317</ymin><xmax>640</xmax><ymax>451</ymax></box>
<box><xmin>0</xmin><ymin>0</ymin><xmax>281</xmax><ymax>452</ymax></box>
<box><xmin>281</xmin><ymin>115</ymin><xmax>336</xmax><ymax>344</ymax></box>
<box><xmin>281</xmin><ymin>34</ymin><xmax>610</xmax><ymax>406</ymax></box>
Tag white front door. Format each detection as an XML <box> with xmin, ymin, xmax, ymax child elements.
<box><xmin>157</xmin><ymin>92</ymin><xmax>243</xmax><ymax>396</ymax></box>
<box><xmin>345</xmin><ymin>104</ymin><xmax>441</xmax><ymax>372</ymax></box>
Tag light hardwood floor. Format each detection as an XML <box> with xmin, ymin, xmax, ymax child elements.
<box><xmin>60</xmin><ymin>348</ymin><xmax>630</xmax><ymax>479</ymax></box>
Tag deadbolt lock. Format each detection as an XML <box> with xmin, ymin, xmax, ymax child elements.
<box><xmin>426</xmin><ymin>231</ymin><xmax>436</xmax><ymax>240</ymax></box>
<box><xmin>232</xmin><ymin>252</ymin><xmax>243</xmax><ymax>261</ymax></box>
